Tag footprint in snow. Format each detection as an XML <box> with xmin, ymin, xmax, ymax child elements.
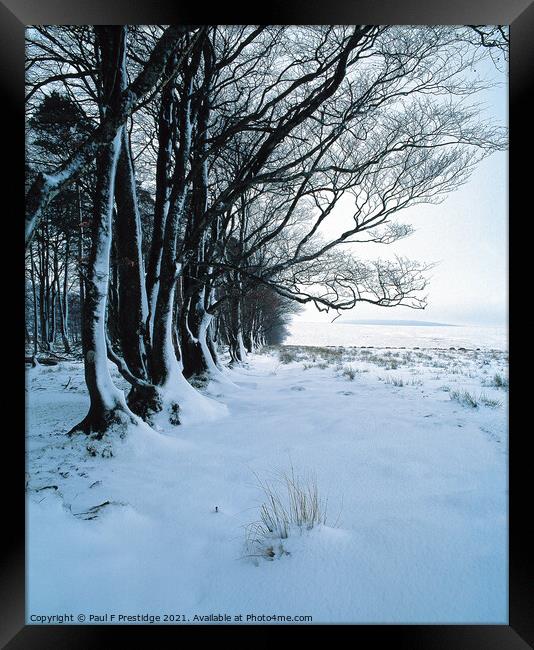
<box><xmin>337</xmin><ymin>390</ymin><xmax>354</xmax><ymax>396</ymax></box>
<box><xmin>289</xmin><ymin>385</ymin><xmax>306</xmax><ymax>391</ymax></box>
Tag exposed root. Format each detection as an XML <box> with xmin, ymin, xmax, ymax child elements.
<box><xmin>168</xmin><ymin>401</ymin><xmax>181</xmax><ymax>426</ymax></box>
<box><xmin>126</xmin><ymin>383</ymin><xmax>163</xmax><ymax>425</ymax></box>
<box><xmin>67</xmin><ymin>405</ymin><xmax>137</xmax><ymax>440</ymax></box>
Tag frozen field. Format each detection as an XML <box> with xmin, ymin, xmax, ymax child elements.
<box><xmin>287</xmin><ymin>321</ymin><xmax>507</xmax><ymax>351</ymax></box>
<box><xmin>26</xmin><ymin>344</ymin><xmax>508</xmax><ymax>624</ymax></box>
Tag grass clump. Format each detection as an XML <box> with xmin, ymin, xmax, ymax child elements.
<box><xmin>279</xmin><ymin>349</ymin><xmax>298</xmax><ymax>364</ymax></box>
<box><xmin>341</xmin><ymin>365</ymin><xmax>356</xmax><ymax>380</ymax></box>
<box><xmin>487</xmin><ymin>372</ymin><xmax>509</xmax><ymax>390</ymax></box>
<box><xmin>450</xmin><ymin>390</ymin><xmax>479</xmax><ymax>408</ymax></box>
<box><xmin>245</xmin><ymin>466</ymin><xmax>328</xmax><ymax>561</ymax></box>
<box><xmin>449</xmin><ymin>390</ymin><xmax>502</xmax><ymax>409</ymax></box>
<box><xmin>479</xmin><ymin>393</ymin><xmax>502</xmax><ymax>408</ymax></box>
<box><xmin>384</xmin><ymin>375</ymin><xmax>404</xmax><ymax>387</ymax></box>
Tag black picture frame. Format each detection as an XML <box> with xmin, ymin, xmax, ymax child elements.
<box><xmin>3</xmin><ymin>1</ymin><xmax>529</xmax><ymax>646</ymax></box>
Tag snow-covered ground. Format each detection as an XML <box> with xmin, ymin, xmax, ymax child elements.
<box><xmin>287</xmin><ymin>321</ymin><xmax>507</xmax><ymax>351</ymax></box>
<box><xmin>26</xmin><ymin>344</ymin><xmax>508</xmax><ymax>624</ymax></box>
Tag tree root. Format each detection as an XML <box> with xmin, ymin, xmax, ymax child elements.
<box><xmin>67</xmin><ymin>405</ymin><xmax>137</xmax><ymax>439</ymax></box>
<box><xmin>126</xmin><ymin>383</ymin><xmax>163</xmax><ymax>424</ymax></box>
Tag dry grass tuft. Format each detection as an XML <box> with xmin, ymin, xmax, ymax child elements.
<box><xmin>245</xmin><ymin>466</ymin><xmax>328</xmax><ymax>561</ymax></box>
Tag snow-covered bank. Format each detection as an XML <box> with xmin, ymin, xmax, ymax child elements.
<box><xmin>26</xmin><ymin>345</ymin><xmax>508</xmax><ymax>623</ymax></box>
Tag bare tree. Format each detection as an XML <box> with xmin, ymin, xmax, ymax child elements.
<box><xmin>25</xmin><ymin>25</ymin><xmax>199</xmax><ymax>247</ymax></box>
<box><xmin>69</xmin><ymin>27</ymin><xmax>138</xmax><ymax>435</ymax></box>
<box><xmin>25</xmin><ymin>25</ymin><xmax>507</xmax><ymax>436</ymax></box>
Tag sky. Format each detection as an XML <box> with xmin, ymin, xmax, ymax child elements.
<box><xmin>295</xmin><ymin>56</ymin><xmax>508</xmax><ymax>328</ymax></box>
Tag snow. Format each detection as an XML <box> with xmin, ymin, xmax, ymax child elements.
<box><xmin>27</xmin><ymin>343</ymin><xmax>507</xmax><ymax>624</ymax></box>
<box><xmin>288</xmin><ymin>321</ymin><xmax>507</xmax><ymax>351</ymax></box>
<box><xmin>157</xmin><ymin>368</ymin><xmax>228</xmax><ymax>427</ymax></box>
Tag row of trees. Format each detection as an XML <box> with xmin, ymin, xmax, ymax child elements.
<box><xmin>25</xmin><ymin>91</ymin><xmax>295</xmax><ymax>358</ymax></box>
<box><xmin>25</xmin><ymin>25</ymin><xmax>507</xmax><ymax>437</ymax></box>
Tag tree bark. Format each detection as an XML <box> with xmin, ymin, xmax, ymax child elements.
<box><xmin>114</xmin><ymin>126</ymin><xmax>149</xmax><ymax>380</ymax></box>
<box><xmin>54</xmin><ymin>242</ymin><xmax>71</xmax><ymax>354</ymax></box>
<box><xmin>113</xmin><ymin>124</ymin><xmax>164</xmax><ymax>419</ymax></box>
<box><xmin>77</xmin><ymin>182</ymin><xmax>85</xmax><ymax>317</ymax></box>
<box><xmin>178</xmin><ymin>39</ymin><xmax>214</xmax><ymax>379</ymax></box>
<box><xmin>37</xmin><ymin>235</ymin><xmax>50</xmax><ymax>351</ymax></box>
<box><xmin>227</xmin><ymin>293</ymin><xmax>247</xmax><ymax>364</ymax></box>
<box><xmin>145</xmin><ymin>60</ymin><xmax>176</xmax><ymax>349</ymax></box>
<box><xmin>63</xmin><ymin>236</ymin><xmax>70</xmax><ymax>345</ymax></box>
<box><xmin>69</xmin><ymin>26</ymin><xmax>136</xmax><ymax>437</ymax></box>
<box><xmin>29</xmin><ymin>246</ymin><xmax>39</xmax><ymax>357</ymax></box>
<box><xmin>180</xmin><ymin>292</ymin><xmax>209</xmax><ymax>378</ymax></box>
<box><xmin>150</xmin><ymin>41</ymin><xmax>202</xmax><ymax>387</ymax></box>
<box><xmin>206</xmin><ymin>319</ymin><xmax>222</xmax><ymax>370</ymax></box>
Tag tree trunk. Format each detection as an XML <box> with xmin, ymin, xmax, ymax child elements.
<box><xmin>54</xmin><ymin>246</ymin><xmax>71</xmax><ymax>354</ymax></box>
<box><xmin>145</xmin><ymin>61</ymin><xmax>176</xmax><ymax>348</ymax></box>
<box><xmin>150</xmin><ymin>247</ymin><xmax>185</xmax><ymax>387</ymax></box>
<box><xmin>115</xmin><ymin>126</ymin><xmax>149</xmax><ymax>380</ymax></box>
<box><xmin>49</xmin><ymin>278</ymin><xmax>56</xmax><ymax>346</ymax></box>
<box><xmin>55</xmin><ymin>279</ymin><xmax>71</xmax><ymax>353</ymax></box>
<box><xmin>63</xmin><ymin>236</ymin><xmax>70</xmax><ymax>345</ymax></box>
<box><xmin>43</xmin><ymin>224</ymin><xmax>52</xmax><ymax>349</ymax></box>
<box><xmin>37</xmin><ymin>237</ymin><xmax>50</xmax><ymax>351</ymax></box>
<box><xmin>227</xmin><ymin>290</ymin><xmax>247</xmax><ymax>364</ymax></box>
<box><xmin>69</xmin><ymin>26</ymin><xmax>136</xmax><ymax>437</ymax></box>
<box><xmin>150</xmin><ymin>46</ymin><xmax>200</xmax><ymax>388</ymax></box>
<box><xmin>29</xmin><ymin>246</ymin><xmax>39</xmax><ymax>358</ymax></box>
<box><xmin>178</xmin><ymin>41</ymin><xmax>215</xmax><ymax>380</ymax></box>
<box><xmin>206</xmin><ymin>319</ymin><xmax>222</xmax><ymax>370</ymax></box>
<box><xmin>180</xmin><ymin>292</ymin><xmax>209</xmax><ymax>378</ymax></box>
<box><xmin>114</xmin><ymin>125</ymin><xmax>163</xmax><ymax>418</ymax></box>
<box><xmin>107</xmin><ymin>215</ymin><xmax>120</xmax><ymax>346</ymax></box>
<box><xmin>77</xmin><ymin>182</ymin><xmax>85</xmax><ymax>319</ymax></box>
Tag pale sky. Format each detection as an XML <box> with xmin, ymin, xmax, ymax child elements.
<box><xmin>295</xmin><ymin>56</ymin><xmax>508</xmax><ymax>328</ymax></box>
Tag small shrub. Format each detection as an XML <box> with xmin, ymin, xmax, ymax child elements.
<box><xmin>341</xmin><ymin>365</ymin><xmax>356</xmax><ymax>381</ymax></box>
